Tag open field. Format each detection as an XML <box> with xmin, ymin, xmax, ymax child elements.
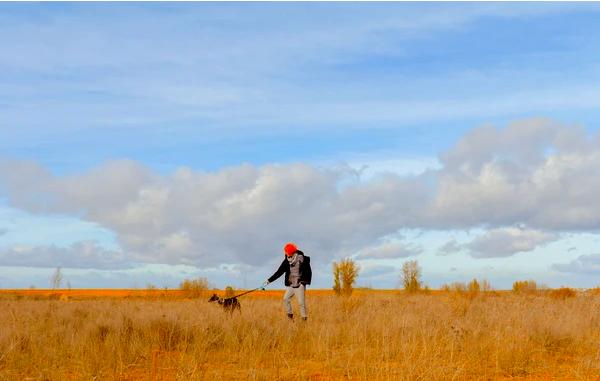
<box><xmin>0</xmin><ymin>290</ymin><xmax>599</xmax><ymax>380</ymax></box>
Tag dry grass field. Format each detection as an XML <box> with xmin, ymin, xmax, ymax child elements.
<box><xmin>0</xmin><ymin>289</ymin><xmax>599</xmax><ymax>381</ymax></box>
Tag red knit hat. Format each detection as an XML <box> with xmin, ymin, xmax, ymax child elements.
<box><xmin>284</xmin><ymin>242</ymin><xmax>297</xmax><ymax>257</ymax></box>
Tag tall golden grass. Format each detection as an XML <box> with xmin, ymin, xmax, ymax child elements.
<box><xmin>0</xmin><ymin>290</ymin><xmax>599</xmax><ymax>380</ymax></box>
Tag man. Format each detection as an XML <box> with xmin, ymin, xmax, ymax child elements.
<box><xmin>264</xmin><ymin>242</ymin><xmax>310</xmax><ymax>320</ymax></box>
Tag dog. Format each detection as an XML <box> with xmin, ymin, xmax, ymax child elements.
<box><xmin>208</xmin><ymin>293</ymin><xmax>241</xmax><ymax>313</ymax></box>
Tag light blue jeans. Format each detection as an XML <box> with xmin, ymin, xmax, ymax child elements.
<box><xmin>283</xmin><ymin>284</ymin><xmax>307</xmax><ymax>318</ymax></box>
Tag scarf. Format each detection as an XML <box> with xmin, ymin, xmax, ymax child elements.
<box><xmin>287</xmin><ymin>253</ymin><xmax>299</xmax><ymax>266</ymax></box>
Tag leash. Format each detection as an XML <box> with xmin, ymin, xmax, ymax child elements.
<box><xmin>225</xmin><ymin>287</ymin><xmax>263</xmax><ymax>300</ymax></box>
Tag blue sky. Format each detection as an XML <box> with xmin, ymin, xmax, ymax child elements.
<box><xmin>2</xmin><ymin>3</ymin><xmax>600</xmax><ymax>289</ymax></box>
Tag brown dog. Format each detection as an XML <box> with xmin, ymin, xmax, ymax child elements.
<box><xmin>208</xmin><ymin>293</ymin><xmax>241</xmax><ymax>313</ymax></box>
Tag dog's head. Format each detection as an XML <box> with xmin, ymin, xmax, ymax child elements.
<box><xmin>208</xmin><ymin>293</ymin><xmax>220</xmax><ymax>302</ymax></box>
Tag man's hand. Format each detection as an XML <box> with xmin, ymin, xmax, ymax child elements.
<box><xmin>261</xmin><ymin>280</ymin><xmax>270</xmax><ymax>290</ymax></box>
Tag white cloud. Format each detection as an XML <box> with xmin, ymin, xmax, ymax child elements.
<box><xmin>426</xmin><ymin>119</ymin><xmax>600</xmax><ymax>230</ymax></box>
<box><xmin>3</xmin><ymin>119</ymin><xmax>600</xmax><ymax>268</ymax></box>
<box><xmin>359</xmin><ymin>263</ymin><xmax>397</xmax><ymax>278</ymax></box>
<box><xmin>0</xmin><ymin>159</ymin><xmax>429</xmax><ymax>267</ymax></box>
<box><xmin>466</xmin><ymin>227</ymin><xmax>558</xmax><ymax>258</ymax></box>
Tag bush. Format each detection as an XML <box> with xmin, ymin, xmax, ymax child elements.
<box><xmin>588</xmin><ymin>287</ymin><xmax>600</xmax><ymax>296</ymax></box>
<box><xmin>441</xmin><ymin>279</ymin><xmax>492</xmax><ymax>297</ymax></box>
<box><xmin>467</xmin><ymin>279</ymin><xmax>480</xmax><ymax>293</ymax></box>
<box><xmin>512</xmin><ymin>280</ymin><xmax>538</xmax><ymax>294</ymax></box>
<box><xmin>225</xmin><ymin>286</ymin><xmax>236</xmax><ymax>298</ymax></box>
<box><xmin>441</xmin><ymin>282</ymin><xmax>466</xmax><ymax>293</ymax></box>
<box><xmin>179</xmin><ymin>277</ymin><xmax>210</xmax><ymax>298</ymax></box>
<box><xmin>549</xmin><ymin>287</ymin><xmax>577</xmax><ymax>300</ymax></box>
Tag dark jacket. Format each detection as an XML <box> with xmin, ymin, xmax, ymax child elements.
<box><xmin>268</xmin><ymin>250</ymin><xmax>311</xmax><ymax>287</ymax></box>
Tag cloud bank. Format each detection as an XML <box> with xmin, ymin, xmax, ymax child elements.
<box><xmin>437</xmin><ymin>239</ymin><xmax>462</xmax><ymax>255</ymax></box>
<box><xmin>552</xmin><ymin>254</ymin><xmax>600</xmax><ymax>275</ymax></box>
<box><xmin>2</xmin><ymin>119</ymin><xmax>600</xmax><ymax>267</ymax></box>
<box><xmin>0</xmin><ymin>241</ymin><xmax>129</xmax><ymax>269</ymax></box>
<box><xmin>357</xmin><ymin>240</ymin><xmax>423</xmax><ymax>259</ymax></box>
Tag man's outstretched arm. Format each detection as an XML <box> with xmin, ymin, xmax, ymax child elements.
<box><xmin>266</xmin><ymin>259</ymin><xmax>287</xmax><ymax>284</ymax></box>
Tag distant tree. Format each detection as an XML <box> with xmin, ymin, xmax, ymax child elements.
<box><xmin>333</xmin><ymin>263</ymin><xmax>342</xmax><ymax>295</ymax></box>
<box><xmin>51</xmin><ymin>267</ymin><xmax>63</xmax><ymax>290</ymax></box>
<box><xmin>332</xmin><ymin>258</ymin><xmax>359</xmax><ymax>296</ymax></box>
<box><xmin>401</xmin><ymin>260</ymin><xmax>422</xmax><ymax>293</ymax></box>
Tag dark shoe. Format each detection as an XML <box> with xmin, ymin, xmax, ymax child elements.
<box><xmin>287</xmin><ymin>313</ymin><xmax>294</xmax><ymax>320</ymax></box>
